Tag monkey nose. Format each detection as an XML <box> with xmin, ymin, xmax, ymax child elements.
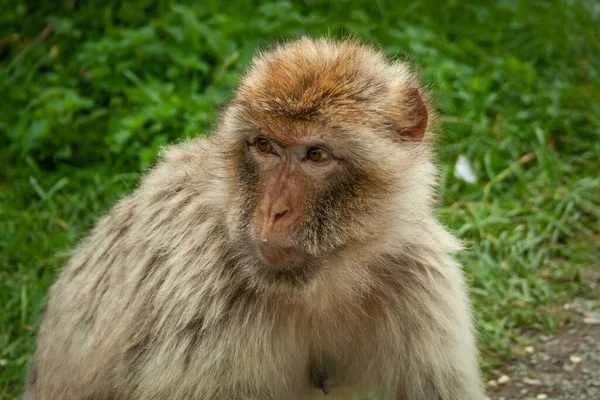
<box><xmin>272</xmin><ymin>208</ymin><xmax>288</xmax><ymax>221</ymax></box>
<box><xmin>264</xmin><ymin>198</ymin><xmax>289</xmax><ymax>220</ymax></box>
<box><xmin>259</xmin><ymin>201</ymin><xmax>290</xmax><ymax>232</ymax></box>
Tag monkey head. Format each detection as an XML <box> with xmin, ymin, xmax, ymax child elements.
<box><xmin>219</xmin><ymin>38</ymin><xmax>437</xmax><ymax>281</ymax></box>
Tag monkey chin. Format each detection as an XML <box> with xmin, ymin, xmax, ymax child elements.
<box><xmin>256</xmin><ymin>242</ymin><xmax>306</xmax><ymax>268</ymax></box>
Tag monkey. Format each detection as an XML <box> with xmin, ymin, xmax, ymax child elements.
<box><xmin>24</xmin><ymin>37</ymin><xmax>485</xmax><ymax>400</ymax></box>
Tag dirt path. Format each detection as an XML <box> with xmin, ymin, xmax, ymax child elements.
<box><xmin>487</xmin><ymin>300</ymin><xmax>600</xmax><ymax>400</ymax></box>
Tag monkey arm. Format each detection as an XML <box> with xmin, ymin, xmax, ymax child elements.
<box><xmin>387</xmin><ymin>254</ymin><xmax>484</xmax><ymax>400</ymax></box>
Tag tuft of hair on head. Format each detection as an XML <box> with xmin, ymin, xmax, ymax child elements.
<box><xmin>230</xmin><ymin>36</ymin><xmax>435</xmax><ymax>144</ymax></box>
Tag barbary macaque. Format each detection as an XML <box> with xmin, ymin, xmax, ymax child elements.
<box><xmin>25</xmin><ymin>37</ymin><xmax>484</xmax><ymax>399</ymax></box>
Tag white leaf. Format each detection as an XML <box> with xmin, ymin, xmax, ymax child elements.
<box><xmin>454</xmin><ymin>154</ymin><xmax>477</xmax><ymax>184</ymax></box>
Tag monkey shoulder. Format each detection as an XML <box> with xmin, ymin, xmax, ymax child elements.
<box><xmin>52</xmin><ymin>137</ymin><xmax>223</xmax><ymax>307</ymax></box>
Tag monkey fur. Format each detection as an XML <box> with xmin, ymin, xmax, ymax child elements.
<box><xmin>25</xmin><ymin>37</ymin><xmax>485</xmax><ymax>400</ymax></box>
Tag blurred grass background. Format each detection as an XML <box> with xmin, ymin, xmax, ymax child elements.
<box><xmin>1</xmin><ymin>0</ymin><xmax>599</xmax><ymax>397</ymax></box>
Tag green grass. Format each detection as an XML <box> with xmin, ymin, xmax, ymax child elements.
<box><xmin>1</xmin><ymin>0</ymin><xmax>599</xmax><ymax>397</ymax></box>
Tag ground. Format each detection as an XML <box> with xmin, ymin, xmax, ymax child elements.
<box><xmin>488</xmin><ymin>299</ymin><xmax>600</xmax><ymax>400</ymax></box>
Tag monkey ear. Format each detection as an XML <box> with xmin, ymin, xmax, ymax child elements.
<box><xmin>396</xmin><ymin>88</ymin><xmax>428</xmax><ymax>140</ymax></box>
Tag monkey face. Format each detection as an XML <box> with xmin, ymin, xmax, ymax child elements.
<box><xmin>230</xmin><ymin>126</ymin><xmax>375</xmax><ymax>268</ymax></box>
<box><xmin>248</xmin><ymin>134</ymin><xmax>337</xmax><ymax>264</ymax></box>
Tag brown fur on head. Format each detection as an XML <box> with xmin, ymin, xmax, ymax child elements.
<box><xmin>220</xmin><ymin>37</ymin><xmax>439</xmax><ymax>287</ymax></box>
<box><xmin>232</xmin><ymin>37</ymin><xmax>431</xmax><ymax>139</ymax></box>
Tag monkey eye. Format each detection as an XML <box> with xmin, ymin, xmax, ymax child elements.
<box><xmin>255</xmin><ymin>136</ymin><xmax>273</xmax><ymax>154</ymax></box>
<box><xmin>306</xmin><ymin>147</ymin><xmax>330</xmax><ymax>162</ymax></box>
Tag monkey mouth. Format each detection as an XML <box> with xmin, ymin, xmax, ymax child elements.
<box><xmin>256</xmin><ymin>242</ymin><xmax>305</xmax><ymax>267</ymax></box>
